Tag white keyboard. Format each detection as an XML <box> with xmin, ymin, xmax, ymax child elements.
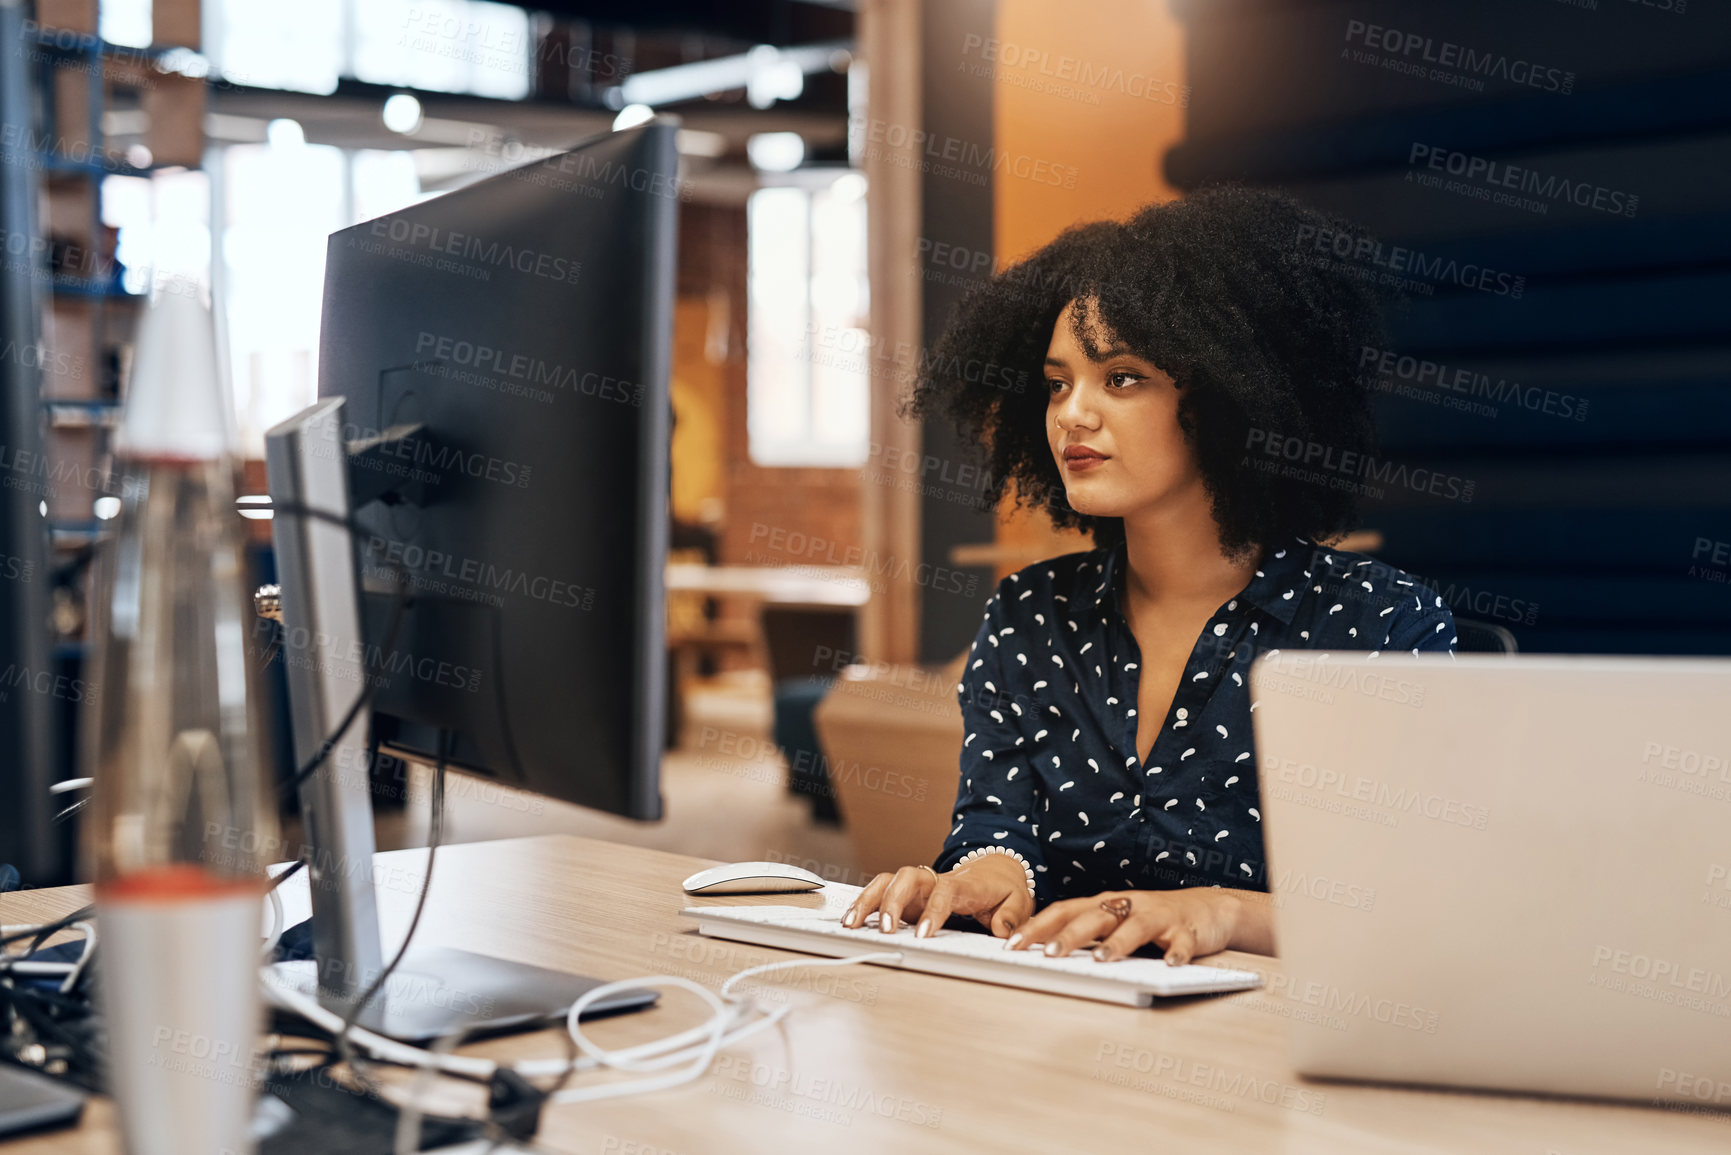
<box><xmin>680</xmin><ymin>884</ymin><xmax>1263</xmax><ymax>1006</ymax></box>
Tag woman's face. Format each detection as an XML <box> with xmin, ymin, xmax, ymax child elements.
<box><xmin>1044</xmin><ymin>297</ymin><xmax>1202</xmax><ymax>520</ymax></box>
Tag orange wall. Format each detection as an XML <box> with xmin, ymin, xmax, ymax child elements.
<box><xmin>990</xmin><ymin>0</ymin><xmax>1188</xmax><ymax>571</ymax></box>
<box><xmin>994</xmin><ymin>0</ymin><xmax>1187</xmax><ymax>257</ymax></box>
<box><xmin>669</xmin><ymin>295</ymin><xmax>726</xmax><ymax>525</ymax></box>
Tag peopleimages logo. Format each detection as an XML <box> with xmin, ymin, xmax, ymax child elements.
<box><xmin>1408</xmin><ymin>143</ymin><xmax>1638</xmax><ymax>218</ymax></box>
<box><xmin>1291</xmin><ymin>223</ymin><xmax>1525</xmax><ymax>298</ymax></box>
<box><xmin>1243</xmin><ymin>429</ymin><xmax>1474</xmax><ymax>504</ymax></box>
<box><xmin>800</xmin><ymin>319</ymin><xmax>1028</xmax><ymax>394</ymax></box>
<box><xmin>849</xmin><ymin>116</ymin><xmax>1079</xmax><ymax>189</ymax></box>
<box><xmin>1257</xmin><ymin>652</ymin><xmax>1427</xmax><ymax>709</ymax></box>
<box><xmin>413</xmin><ymin>331</ymin><xmax>643</xmax><ymax>407</ymax></box>
<box><xmin>333</xmin><ymin>422</ymin><xmax>532</xmax><ymax>489</ymax></box>
<box><xmin>0</xmin><ymin>663</ymin><xmax>97</xmax><ymax>705</ymax></box>
<box><xmin>1312</xmin><ymin>549</ymin><xmax>1541</xmax><ymax>628</ymax></box>
<box><xmin>1262</xmin><ymin>753</ymin><xmax>1491</xmax><ymax>830</ymax></box>
<box><xmin>959</xmin><ymin>34</ymin><xmax>1186</xmax><ymax>107</ymax></box>
<box><xmin>364</xmin><ymin>216</ymin><xmax>583</xmax><ymax>285</ymax></box>
<box><xmin>364</xmin><ymin>536</ymin><xmax>595</xmax><ymax>611</ymax></box>
<box><xmin>1342</xmin><ymin>19</ymin><xmax>1575</xmax><ymax>93</ymax></box>
<box><xmin>1359</xmin><ymin>346</ymin><xmax>1588</xmax><ymax>422</ymax></box>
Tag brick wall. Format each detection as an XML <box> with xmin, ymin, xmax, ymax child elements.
<box><xmin>677</xmin><ymin>201</ymin><xmax>863</xmax><ymax>569</ymax></box>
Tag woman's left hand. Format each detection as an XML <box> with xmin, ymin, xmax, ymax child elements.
<box><xmin>1005</xmin><ymin>886</ymin><xmax>1271</xmax><ymax>966</ymax></box>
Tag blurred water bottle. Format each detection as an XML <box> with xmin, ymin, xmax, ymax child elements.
<box><xmin>83</xmin><ymin>286</ymin><xmax>275</xmax><ymax>1155</ymax></box>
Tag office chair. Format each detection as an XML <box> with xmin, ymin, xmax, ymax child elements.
<box><xmin>761</xmin><ymin>607</ymin><xmax>858</xmax><ymax>824</ymax></box>
<box><xmin>1452</xmin><ymin>617</ymin><xmax>1518</xmax><ymax>654</ymax></box>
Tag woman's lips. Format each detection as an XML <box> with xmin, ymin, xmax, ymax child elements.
<box><xmin>1063</xmin><ymin>449</ymin><xmax>1108</xmax><ymax>472</ymax></box>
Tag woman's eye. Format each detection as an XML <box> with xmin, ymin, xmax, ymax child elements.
<box><xmin>1046</xmin><ymin>378</ymin><xmax>1068</xmax><ymax>393</ymax></box>
<box><xmin>1108</xmin><ymin>371</ymin><xmax>1144</xmax><ymax>389</ymax></box>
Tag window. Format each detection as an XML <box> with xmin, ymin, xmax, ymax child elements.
<box><xmin>217</xmin><ymin>145</ymin><xmax>426</xmax><ymax>455</ymax></box>
<box><xmin>107</xmin><ymin>144</ymin><xmax>425</xmax><ymax>456</ymax></box>
<box><xmin>99</xmin><ymin>0</ymin><xmax>152</xmax><ymax>49</ymax></box>
<box><xmin>209</xmin><ymin>0</ymin><xmax>344</xmax><ymax>95</ymax></box>
<box><xmin>354</xmin><ymin>0</ymin><xmax>533</xmax><ymax>101</ymax></box>
<box><xmin>746</xmin><ymin>174</ymin><xmax>870</xmax><ymax>467</ymax></box>
<box><xmin>207</xmin><ymin>0</ymin><xmax>530</xmax><ymax>99</ymax></box>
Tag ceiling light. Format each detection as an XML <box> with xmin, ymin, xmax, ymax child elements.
<box><xmin>383</xmin><ymin>93</ymin><xmax>424</xmax><ymax>135</ymax></box>
<box><xmin>747</xmin><ymin>132</ymin><xmax>805</xmax><ymax>173</ymax></box>
<box><xmin>265</xmin><ymin>119</ymin><xmax>305</xmax><ymax>149</ymax></box>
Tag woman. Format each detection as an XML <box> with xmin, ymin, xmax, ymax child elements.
<box><xmin>842</xmin><ymin>187</ymin><xmax>1456</xmax><ymax>965</ymax></box>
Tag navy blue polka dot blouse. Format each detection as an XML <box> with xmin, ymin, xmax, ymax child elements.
<box><xmin>932</xmin><ymin>537</ymin><xmax>1457</xmax><ymax>904</ymax></box>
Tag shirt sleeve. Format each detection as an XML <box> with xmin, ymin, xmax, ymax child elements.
<box><xmin>1384</xmin><ymin>585</ymin><xmax>1458</xmax><ymax>653</ymax></box>
<box><xmin>932</xmin><ymin>582</ymin><xmax>1048</xmax><ymax>899</ymax></box>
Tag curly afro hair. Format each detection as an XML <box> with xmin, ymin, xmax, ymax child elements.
<box><xmin>902</xmin><ymin>185</ymin><xmax>1390</xmax><ymax>560</ymax></box>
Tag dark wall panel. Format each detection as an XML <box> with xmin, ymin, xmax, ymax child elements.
<box><xmin>1171</xmin><ymin>0</ymin><xmax>1731</xmax><ymax>654</ymax></box>
<box><xmin>918</xmin><ymin>0</ymin><xmax>999</xmax><ymax>664</ymax></box>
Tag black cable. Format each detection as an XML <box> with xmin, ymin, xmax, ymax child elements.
<box><xmin>262</xmin><ymin>501</ymin><xmax>413</xmax><ymax>801</ymax></box>
<box><xmin>488</xmin><ymin>606</ymin><xmax>529</xmax><ymax>786</ymax></box>
<box><xmin>265</xmin><ymin>859</ymin><xmax>305</xmax><ymax>895</ymax></box>
<box><xmin>0</xmin><ymin>905</ymin><xmax>94</xmax><ymax>953</ymax></box>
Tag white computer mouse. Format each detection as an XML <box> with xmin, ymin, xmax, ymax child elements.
<box><xmin>681</xmin><ymin>861</ymin><xmax>826</xmax><ymax>895</ymax></box>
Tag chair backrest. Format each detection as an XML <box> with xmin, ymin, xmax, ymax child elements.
<box><xmin>1453</xmin><ymin>617</ymin><xmax>1519</xmax><ymax>654</ymax></box>
<box><xmin>812</xmin><ymin>652</ymin><xmax>965</xmax><ymax>875</ymax></box>
<box><xmin>760</xmin><ymin>607</ymin><xmax>858</xmax><ymax>687</ymax></box>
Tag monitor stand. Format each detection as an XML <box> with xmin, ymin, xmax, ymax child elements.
<box><xmin>260</xmin><ymin>397</ymin><xmax>656</xmax><ymax>1040</ymax></box>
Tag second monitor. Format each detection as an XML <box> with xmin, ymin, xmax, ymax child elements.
<box><xmin>264</xmin><ymin>119</ymin><xmax>678</xmax><ymax>1037</ymax></box>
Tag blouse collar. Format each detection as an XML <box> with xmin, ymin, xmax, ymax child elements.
<box><xmin>1090</xmin><ymin>535</ymin><xmax>1315</xmax><ymax>627</ymax></box>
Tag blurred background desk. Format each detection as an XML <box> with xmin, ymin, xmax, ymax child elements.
<box><xmin>665</xmin><ymin>565</ymin><xmax>870</xmax><ymax>817</ymax></box>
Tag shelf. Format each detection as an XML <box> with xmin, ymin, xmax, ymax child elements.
<box><xmin>50</xmin><ymin>276</ymin><xmax>140</xmax><ymax>301</ymax></box>
<box><xmin>26</xmin><ymin>26</ymin><xmax>182</xmax><ymax>62</ymax></box>
<box><xmin>49</xmin><ymin>522</ymin><xmax>105</xmax><ymax>549</ymax></box>
<box><xmin>44</xmin><ymin>400</ymin><xmax>122</xmax><ymax>429</ymax></box>
<box><xmin>40</xmin><ymin>154</ymin><xmax>157</xmax><ymax>179</ymax></box>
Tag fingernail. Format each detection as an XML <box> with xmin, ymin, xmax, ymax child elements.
<box><xmin>917</xmin><ymin>919</ymin><xmax>931</xmax><ymax>938</ymax></box>
<box><xmin>1044</xmin><ymin>942</ymin><xmax>1062</xmax><ymax>957</ymax></box>
<box><xmin>880</xmin><ymin>913</ymin><xmax>895</xmax><ymax>932</ymax></box>
<box><xmin>1092</xmin><ymin>947</ymin><xmax>1109</xmax><ymax>962</ymax></box>
<box><xmin>842</xmin><ymin>905</ymin><xmax>856</xmax><ymax>925</ymax></box>
<box><xmin>1005</xmin><ymin>933</ymin><xmax>1023</xmax><ymax>949</ymax></box>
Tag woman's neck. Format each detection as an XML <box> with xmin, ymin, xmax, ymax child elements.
<box><xmin>1120</xmin><ymin>500</ymin><xmax>1262</xmax><ymax>613</ymax></box>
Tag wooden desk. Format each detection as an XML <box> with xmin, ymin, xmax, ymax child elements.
<box><xmin>4</xmin><ymin>835</ymin><xmax>1724</xmax><ymax>1154</ymax></box>
<box><xmin>665</xmin><ymin>563</ymin><xmax>871</xmax><ymax>609</ymax></box>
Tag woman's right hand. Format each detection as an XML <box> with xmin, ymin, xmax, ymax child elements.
<box><xmin>841</xmin><ymin>853</ymin><xmax>1034</xmax><ymax>939</ymax></box>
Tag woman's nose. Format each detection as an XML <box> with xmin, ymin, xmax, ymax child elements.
<box><xmin>1056</xmin><ymin>383</ymin><xmax>1098</xmax><ymax>429</ymax></box>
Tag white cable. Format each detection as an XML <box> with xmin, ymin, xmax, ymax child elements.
<box><xmin>0</xmin><ymin>922</ymin><xmax>96</xmax><ymax>992</ymax></box>
<box><xmin>261</xmin><ymin>886</ymin><xmax>285</xmax><ymax>962</ymax></box>
<box><xmin>257</xmin><ymin>969</ymin><xmax>497</xmax><ymax>1080</ymax></box>
<box><xmin>260</xmin><ymin>951</ymin><xmax>902</xmax><ymax>1108</ymax></box>
<box><xmin>58</xmin><ymin>922</ymin><xmax>96</xmax><ymax>994</ymax></box>
<box><xmin>549</xmin><ymin>976</ymin><xmax>761</xmax><ymax>1103</ymax></box>
<box><xmin>548</xmin><ymin>953</ymin><xmax>901</xmax><ymax>1104</ymax></box>
<box><xmin>1</xmin><ymin>962</ymin><xmax>76</xmax><ymax>977</ymax></box>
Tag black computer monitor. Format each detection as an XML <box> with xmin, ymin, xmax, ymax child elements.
<box><xmin>262</xmin><ymin>120</ymin><xmax>677</xmax><ymax>1039</ymax></box>
<box><xmin>318</xmin><ymin>122</ymin><xmax>675</xmax><ymax>822</ymax></box>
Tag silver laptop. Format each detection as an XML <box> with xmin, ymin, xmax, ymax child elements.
<box><xmin>1250</xmin><ymin>652</ymin><xmax>1731</xmax><ymax>1107</ymax></box>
